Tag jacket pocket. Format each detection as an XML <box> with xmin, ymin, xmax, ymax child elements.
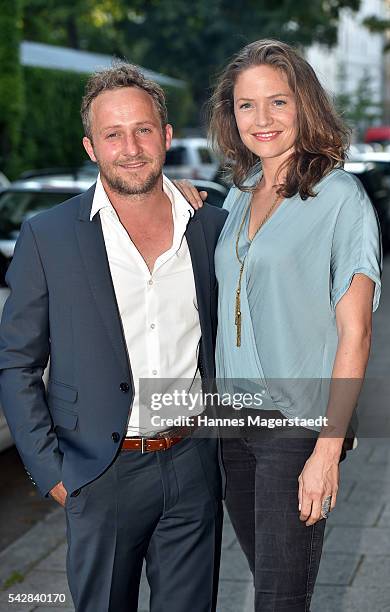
<box><xmin>48</xmin><ymin>380</ymin><xmax>78</xmax><ymax>403</ymax></box>
<box><xmin>50</xmin><ymin>405</ymin><xmax>78</xmax><ymax>431</ymax></box>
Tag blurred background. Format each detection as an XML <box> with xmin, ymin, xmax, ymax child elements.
<box><xmin>1</xmin><ymin>1</ymin><xmax>390</xmax><ymax>611</ymax></box>
<box><xmin>1</xmin><ymin>0</ymin><xmax>390</xmax><ymax>180</ymax></box>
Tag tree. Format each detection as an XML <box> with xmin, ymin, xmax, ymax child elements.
<box><xmin>335</xmin><ymin>64</ymin><xmax>382</xmax><ymax>139</ymax></box>
<box><xmin>22</xmin><ymin>0</ymin><xmax>362</xmax><ymax>124</ymax></box>
<box><xmin>115</xmin><ymin>0</ymin><xmax>361</xmax><ymax>119</ymax></box>
<box><xmin>23</xmin><ymin>0</ymin><xmax>128</xmax><ymax>53</ymax></box>
<box><xmin>363</xmin><ymin>14</ymin><xmax>390</xmax><ymax>50</ymax></box>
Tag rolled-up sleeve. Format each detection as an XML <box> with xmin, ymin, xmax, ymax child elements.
<box><xmin>330</xmin><ymin>181</ymin><xmax>382</xmax><ymax>311</ymax></box>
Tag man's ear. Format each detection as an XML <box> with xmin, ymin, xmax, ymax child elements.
<box><xmin>83</xmin><ymin>136</ymin><xmax>97</xmax><ymax>162</ymax></box>
<box><xmin>164</xmin><ymin>124</ymin><xmax>173</xmax><ymax>151</ymax></box>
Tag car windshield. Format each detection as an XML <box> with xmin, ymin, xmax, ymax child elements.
<box><xmin>164</xmin><ymin>147</ymin><xmax>188</xmax><ymax>166</ymax></box>
<box><xmin>0</xmin><ymin>190</ymin><xmax>76</xmax><ymax>240</ymax></box>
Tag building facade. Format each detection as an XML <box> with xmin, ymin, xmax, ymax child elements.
<box><xmin>306</xmin><ymin>0</ymin><xmax>388</xmax><ymax>131</ymax></box>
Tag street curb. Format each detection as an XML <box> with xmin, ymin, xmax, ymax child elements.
<box><xmin>0</xmin><ymin>508</ymin><xmax>66</xmax><ymax>589</ymax></box>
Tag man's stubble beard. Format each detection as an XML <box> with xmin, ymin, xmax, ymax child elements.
<box><xmin>98</xmin><ymin>154</ymin><xmax>165</xmax><ymax>196</ymax></box>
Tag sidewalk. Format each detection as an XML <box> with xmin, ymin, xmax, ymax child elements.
<box><xmin>1</xmin><ymin>437</ymin><xmax>390</xmax><ymax>611</ymax></box>
<box><xmin>0</xmin><ymin>500</ymin><xmax>253</xmax><ymax>612</ymax></box>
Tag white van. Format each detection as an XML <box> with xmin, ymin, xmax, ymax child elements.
<box><xmin>164</xmin><ymin>138</ymin><xmax>219</xmax><ymax>181</ymax></box>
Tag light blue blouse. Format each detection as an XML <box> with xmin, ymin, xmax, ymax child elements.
<box><xmin>215</xmin><ymin>168</ymin><xmax>382</xmax><ymax>428</ymax></box>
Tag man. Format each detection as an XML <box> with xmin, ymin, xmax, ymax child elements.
<box><xmin>0</xmin><ymin>63</ymin><xmax>227</xmax><ymax>611</ymax></box>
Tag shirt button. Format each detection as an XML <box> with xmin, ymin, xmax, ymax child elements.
<box><xmin>120</xmin><ymin>382</ymin><xmax>130</xmax><ymax>393</ymax></box>
<box><xmin>148</xmin><ymin>279</ymin><xmax>153</xmax><ymax>286</ymax></box>
<box><xmin>150</xmin><ymin>324</ymin><xmax>155</xmax><ymax>329</ymax></box>
<box><xmin>112</xmin><ymin>432</ymin><xmax>120</xmax><ymax>443</ymax></box>
<box><xmin>152</xmin><ymin>370</ymin><xmax>158</xmax><ymax>375</ymax></box>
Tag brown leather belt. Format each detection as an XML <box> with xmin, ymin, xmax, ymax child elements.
<box><xmin>121</xmin><ymin>428</ymin><xmax>193</xmax><ymax>453</ymax></box>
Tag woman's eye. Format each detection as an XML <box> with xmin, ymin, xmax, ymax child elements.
<box><xmin>239</xmin><ymin>102</ymin><xmax>252</xmax><ymax>110</ymax></box>
<box><xmin>273</xmin><ymin>99</ymin><xmax>287</xmax><ymax>107</ymax></box>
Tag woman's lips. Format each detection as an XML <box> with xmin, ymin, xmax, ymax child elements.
<box><xmin>252</xmin><ymin>131</ymin><xmax>281</xmax><ymax>142</ymax></box>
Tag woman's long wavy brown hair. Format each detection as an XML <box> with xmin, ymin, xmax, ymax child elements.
<box><xmin>208</xmin><ymin>39</ymin><xmax>350</xmax><ymax>199</ymax></box>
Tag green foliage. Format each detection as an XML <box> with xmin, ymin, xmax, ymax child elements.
<box><xmin>20</xmin><ymin>67</ymin><xmax>88</xmax><ymax>173</ymax></box>
<box><xmin>21</xmin><ymin>0</ymin><xmax>362</xmax><ymax>124</ymax></box>
<box><xmin>23</xmin><ymin>0</ymin><xmax>129</xmax><ymax>52</ymax></box>
<box><xmin>335</xmin><ymin>64</ymin><xmax>382</xmax><ymax>139</ymax></box>
<box><xmin>114</xmin><ymin>0</ymin><xmax>362</xmax><ymax>116</ymax></box>
<box><xmin>2</xmin><ymin>570</ymin><xmax>24</xmax><ymax>590</ymax></box>
<box><xmin>16</xmin><ymin>67</ymin><xmax>192</xmax><ymax>175</ymax></box>
<box><xmin>363</xmin><ymin>15</ymin><xmax>390</xmax><ymax>33</ymax></box>
<box><xmin>0</xmin><ymin>0</ymin><xmax>24</xmax><ymax>177</ymax></box>
<box><xmin>164</xmin><ymin>84</ymin><xmax>194</xmax><ymax>135</ymax></box>
<box><xmin>9</xmin><ymin>0</ymin><xmax>363</xmax><ymax>172</ymax></box>
<box><xmin>363</xmin><ymin>14</ymin><xmax>390</xmax><ymax>52</ymax></box>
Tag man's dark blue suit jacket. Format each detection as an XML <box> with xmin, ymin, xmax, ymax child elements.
<box><xmin>0</xmin><ymin>184</ymin><xmax>227</xmax><ymax>497</ymax></box>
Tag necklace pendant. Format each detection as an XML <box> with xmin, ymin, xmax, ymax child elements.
<box><xmin>235</xmin><ymin>289</ymin><xmax>242</xmax><ymax>347</ymax></box>
<box><xmin>235</xmin><ymin>311</ymin><xmax>242</xmax><ymax>347</ymax></box>
<box><xmin>233</xmin><ymin>185</ymin><xmax>280</xmax><ymax>348</ymax></box>
<box><xmin>234</xmin><ymin>262</ymin><xmax>245</xmax><ymax>348</ymax></box>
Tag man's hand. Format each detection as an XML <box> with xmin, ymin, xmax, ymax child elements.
<box><xmin>49</xmin><ymin>481</ymin><xmax>67</xmax><ymax>507</ymax></box>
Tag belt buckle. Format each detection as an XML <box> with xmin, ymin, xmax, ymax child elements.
<box><xmin>141</xmin><ymin>437</ymin><xmax>147</xmax><ymax>453</ymax></box>
<box><xmin>162</xmin><ymin>434</ymin><xmax>171</xmax><ymax>450</ymax></box>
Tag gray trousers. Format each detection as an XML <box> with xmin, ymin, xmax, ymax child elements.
<box><xmin>64</xmin><ymin>438</ymin><xmax>223</xmax><ymax>612</ymax></box>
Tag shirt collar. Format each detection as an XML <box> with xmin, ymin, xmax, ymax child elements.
<box><xmin>90</xmin><ymin>174</ymin><xmax>112</xmax><ymax>220</ymax></box>
<box><xmin>89</xmin><ymin>173</ymin><xmax>194</xmax><ymax>222</ymax></box>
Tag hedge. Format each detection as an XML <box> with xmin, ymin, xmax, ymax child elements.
<box><xmin>15</xmin><ymin>66</ymin><xmax>193</xmax><ymax>178</ymax></box>
<box><xmin>0</xmin><ymin>0</ymin><xmax>24</xmax><ymax>178</ymax></box>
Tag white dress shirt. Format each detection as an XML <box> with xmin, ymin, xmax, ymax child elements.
<box><xmin>90</xmin><ymin>175</ymin><xmax>202</xmax><ymax>436</ymax></box>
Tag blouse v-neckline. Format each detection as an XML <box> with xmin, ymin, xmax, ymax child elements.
<box><xmin>245</xmin><ymin>192</ymin><xmax>287</xmax><ymax>243</ymax></box>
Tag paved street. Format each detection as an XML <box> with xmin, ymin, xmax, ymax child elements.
<box><xmin>0</xmin><ymin>258</ymin><xmax>389</xmax><ymax>611</ymax></box>
<box><xmin>0</xmin><ymin>446</ymin><xmax>57</xmax><ymax>552</ymax></box>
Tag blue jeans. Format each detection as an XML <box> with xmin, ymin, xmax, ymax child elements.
<box><xmin>222</xmin><ymin>433</ymin><xmax>326</xmax><ymax>611</ymax></box>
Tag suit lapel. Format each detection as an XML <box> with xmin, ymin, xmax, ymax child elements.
<box><xmin>75</xmin><ymin>186</ymin><xmax>131</xmax><ymax>381</ymax></box>
<box><xmin>185</xmin><ymin>215</ymin><xmax>211</xmax><ymax>342</ymax></box>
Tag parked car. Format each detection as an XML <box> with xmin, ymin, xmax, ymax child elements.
<box><xmin>364</xmin><ymin>125</ymin><xmax>390</xmax><ymax>148</ymax></box>
<box><xmin>345</xmin><ymin>160</ymin><xmax>390</xmax><ymax>253</ymax></box>
<box><xmin>0</xmin><ymin>288</ymin><xmax>12</xmax><ymax>450</ymax></box>
<box><xmin>0</xmin><ymin>177</ymin><xmax>94</xmax><ymax>286</ymax></box>
<box><xmin>189</xmin><ymin>179</ymin><xmax>227</xmax><ymax>208</ymax></box>
<box><xmin>0</xmin><ymin>171</ymin><xmax>10</xmax><ymax>191</ymax></box>
<box><xmin>0</xmin><ymin>177</ymin><xmax>94</xmax><ymax>451</ymax></box>
<box><xmin>164</xmin><ymin>138</ymin><xmax>219</xmax><ymax>181</ymax></box>
<box><xmin>349</xmin><ymin>152</ymin><xmax>390</xmax><ymax>187</ymax></box>
<box><xmin>0</xmin><ymin>175</ymin><xmax>227</xmax><ymax>451</ymax></box>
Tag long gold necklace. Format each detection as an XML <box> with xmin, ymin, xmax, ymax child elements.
<box><xmin>234</xmin><ymin>188</ymin><xmax>280</xmax><ymax>347</ymax></box>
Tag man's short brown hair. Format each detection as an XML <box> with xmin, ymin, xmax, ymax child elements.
<box><xmin>81</xmin><ymin>62</ymin><xmax>168</xmax><ymax>140</ymax></box>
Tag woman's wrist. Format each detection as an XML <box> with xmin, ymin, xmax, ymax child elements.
<box><xmin>313</xmin><ymin>436</ymin><xmax>344</xmax><ymax>461</ymax></box>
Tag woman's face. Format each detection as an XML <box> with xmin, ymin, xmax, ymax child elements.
<box><xmin>233</xmin><ymin>64</ymin><xmax>297</xmax><ymax>164</ymax></box>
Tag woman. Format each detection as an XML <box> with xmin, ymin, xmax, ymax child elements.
<box><xmin>176</xmin><ymin>40</ymin><xmax>382</xmax><ymax>611</ymax></box>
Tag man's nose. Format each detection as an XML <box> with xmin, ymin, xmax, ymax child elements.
<box><xmin>122</xmin><ymin>133</ymin><xmax>142</xmax><ymax>156</ymax></box>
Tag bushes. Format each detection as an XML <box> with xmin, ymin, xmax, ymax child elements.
<box><xmin>15</xmin><ymin>66</ymin><xmax>193</xmax><ymax>178</ymax></box>
<box><xmin>20</xmin><ymin>67</ymin><xmax>88</xmax><ymax>174</ymax></box>
<box><xmin>0</xmin><ymin>0</ymin><xmax>24</xmax><ymax>178</ymax></box>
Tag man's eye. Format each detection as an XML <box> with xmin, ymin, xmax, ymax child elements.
<box><xmin>107</xmin><ymin>133</ymin><xmax>118</xmax><ymax>139</ymax></box>
<box><xmin>138</xmin><ymin>127</ymin><xmax>152</xmax><ymax>134</ymax></box>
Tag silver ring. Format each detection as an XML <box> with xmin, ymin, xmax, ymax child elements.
<box><xmin>321</xmin><ymin>495</ymin><xmax>332</xmax><ymax>519</ymax></box>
